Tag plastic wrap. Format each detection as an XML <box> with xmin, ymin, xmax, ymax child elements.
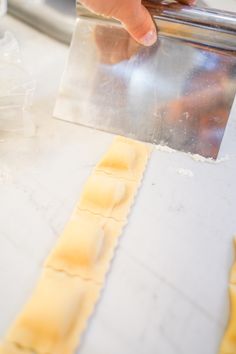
<box><xmin>0</xmin><ymin>31</ymin><xmax>35</xmax><ymax>137</ymax></box>
<box><xmin>0</xmin><ymin>0</ymin><xmax>7</xmax><ymax>16</ymax></box>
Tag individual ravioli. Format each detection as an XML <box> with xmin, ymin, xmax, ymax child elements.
<box><xmin>96</xmin><ymin>136</ymin><xmax>151</xmax><ymax>180</ymax></box>
<box><xmin>220</xmin><ymin>239</ymin><xmax>236</xmax><ymax>354</ymax></box>
<box><xmin>46</xmin><ymin>211</ymin><xmax>122</xmax><ymax>282</ymax></box>
<box><xmin>80</xmin><ymin>173</ymin><xmax>126</xmax><ymax>211</ymax></box>
<box><xmin>7</xmin><ymin>270</ymin><xmax>85</xmax><ymax>354</ymax></box>
<box><xmin>78</xmin><ymin>172</ymin><xmax>136</xmax><ymax>221</ymax></box>
<box><xmin>7</xmin><ymin>269</ymin><xmax>82</xmax><ymax>354</ymax></box>
<box><xmin>97</xmin><ymin>140</ymin><xmax>136</xmax><ymax>175</ymax></box>
<box><xmin>46</xmin><ymin>216</ymin><xmax>105</xmax><ymax>270</ymax></box>
<box><xmin>220</xmin><ymin>285</ymin><xmax>236</xmax><ymax>354</ymax></box>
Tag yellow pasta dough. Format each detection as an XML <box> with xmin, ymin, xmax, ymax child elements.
<box><xmin>0</xmin><ymin>342</ymin><xmax>32</xmax><ymax>354</ymax></box>
<box><xmin>100</xmin><ymin>141</ymin><xmax>136</xmax><ymax>169</ymax></box>
<box><xmin>46</xmin><ymin>210</ymin><xmax>122</xmax><ymax>282</ymax></box>
<box><xmin>219</xmin><ymin>238</ymin><xmax>236</xmax><ymax>354</ymax></box>
<box><xmin>97</xmin><ymin>136</ymin><xmax>151</xmax><ymax>180</ymax></box>
<box><xmin>2</xmin><ymin>137</ymin><xmax>151</xmax><ymax>354</ymax></box>
<box><xmin>230</xmin><ymin>262</ymin><xmax>236</xmax><ymax>285</ymax></box>
<box><xmin>80</xmin><ymin>173</ymin><xmax>126</xmax><ymax>210</ymax></box>
<box><xmin>48</xmin><ymin>215</ymin><xmax>105</xmax><ymax>269</ymax></box>
<box><xmin>78</xmin><ymin>172</ymin><xmax>136</xmax><ymax>221</ymax></box>
<box><xmin>7</xmin><ymin>269</ymin><xmax>100</xmax><ymax>354</ymax></box>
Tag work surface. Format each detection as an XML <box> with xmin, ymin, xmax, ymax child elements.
<box><xmin>0</xmin><ymin>14</ymin><xmax>236</xmax><ymax>354</ymax></box>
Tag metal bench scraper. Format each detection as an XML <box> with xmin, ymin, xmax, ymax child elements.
<box><xmin>54</xmin><ymin>1</ymin><xmax>236</xmax><ymax>158</ymax></box>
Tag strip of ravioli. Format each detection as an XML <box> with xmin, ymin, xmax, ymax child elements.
<box><xmin>219</xmin><ymin>237</ymin><xmax>236</xmax><ymax>354</ymax></box>
<box><xmin>1</xmin><ymin>136</ymin><xmax>151</xmax><ymax>354</ymax></box>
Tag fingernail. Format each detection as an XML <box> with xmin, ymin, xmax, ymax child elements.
<box><xmin>140</xmin><ymin>29</ymin><xmax>157</xmax><ymax>47</ymax></box>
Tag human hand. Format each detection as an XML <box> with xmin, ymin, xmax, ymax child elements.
<box><xmin>80</xmin><ymin>0</ymin><xmax>195</xmax><ymax>46</ymax></box>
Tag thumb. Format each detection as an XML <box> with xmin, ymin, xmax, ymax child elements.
<box><xmin>115</xmin><ymin>3</ymin><xmax>157</xmax><ymax>47</ymax></box>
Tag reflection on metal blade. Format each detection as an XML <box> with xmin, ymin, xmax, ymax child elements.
<box><xmin>54</xmin><ymin>5</ymin><xmax>236</xmax><ymax>159</ymax></box>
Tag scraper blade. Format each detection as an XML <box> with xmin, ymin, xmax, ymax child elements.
<box><xmin>54</xmin><ymin>2</ymin><xmax>236</xmax><ymax>159</ymax></box>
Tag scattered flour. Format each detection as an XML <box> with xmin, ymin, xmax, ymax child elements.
<box><xmin>155</xmin><ymin>144</ymin><xmax>229</xmax><ymax>164</ymax></box>
<box><xmin>176</xmin><ymin>168</ymin><xmax>194</xmax><ymax>177</ymax></box>
<box><xmin>155</xmin><ymin>145</ymin><xmax>176</xmax><ymax>154</ymax></box>
<box><xmin>190</xmin><ymin>153</ymin><xmax>229</xmax><ymax>164</ymax></box>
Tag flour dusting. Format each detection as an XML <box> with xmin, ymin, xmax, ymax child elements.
<box><xmin>190</xmin><ymin>154</ymin><xmax>229</xmax><ymax>164</ymax></box>
<box><xmin>176</xmin><ymin>168</ymin><xmax>194</xmax><ymax>177</ymax></box>
<box><xmin>155</xmin><ymin>145</ymin><xmax>176</xmax><ymax>154</ymax></box>
<box><xmin>155</xmin><ymin>144</ymin><xmax>229</xmax><ymax>164</ymax></box>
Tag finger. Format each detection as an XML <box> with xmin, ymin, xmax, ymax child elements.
<box><xmin>114</xmin><ymin>3</ymin><xmax>157</xmax><ymax>46</ymax></box>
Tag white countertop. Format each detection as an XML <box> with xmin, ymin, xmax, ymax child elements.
<box><xmin>0</xmin><ymin>11</ymin><xmax>236</xmax><ymax>354</ymax></box>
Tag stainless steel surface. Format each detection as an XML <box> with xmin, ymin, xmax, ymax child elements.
<box><xmin>77</xmin><ymin>2</ymin><xmax>236</xmax><ymax>50</ymax></box>
<box><xmin>77</xmin><ymin>0</ymin><xmax>235</xmax><ymax>30</ymax></box>
<box><xmin>8</xmin><ymin>0</ymin><xmax>75</xmax><ymax>44</ymax></box>
<box><xmin>144</xmin><ymin>1</ymin><xmax>236</xmax><ymax>30</ymax></box>
<box><xmin>54</xmin><ymin>4</ymin><xmax>236</xmax><ymax>158</ymax></box>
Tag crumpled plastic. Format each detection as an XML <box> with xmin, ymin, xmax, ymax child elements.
<box><xmin>0</xmin><ymin>30</ymin><xmax>35</xmax><ymax>137</ymax></box>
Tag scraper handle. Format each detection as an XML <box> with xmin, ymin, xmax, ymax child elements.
<box><xmin>77</xmin><ymin>0</ymin><xmax>236</xmax><ymax>33</ymax></box>
<box><xmin>143</xmin><ymin>1</ymin><xmax>236</xmax><ymax>32</ymax></box>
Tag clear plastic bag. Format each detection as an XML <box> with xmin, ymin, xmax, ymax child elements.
<box><xmin>0</xmin><ymin>31</ymin><xmax>35</xmax><ymax>137</ymax></box>
<box><xmin>0</xmin><ymin>0</ymin><xmax>7</xmax><ymax>17</ymax></box>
